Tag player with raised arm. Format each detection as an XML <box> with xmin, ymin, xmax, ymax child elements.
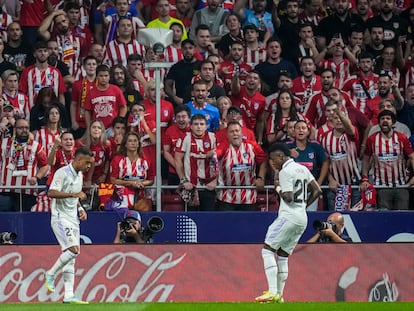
<box><xmin>44</xmin><ymin>147</ymin><xmax>94</xmax><ymax>304</ymax></box>
<box><xmin>255</xmin><ymin>142</ymin><xmax>322</xmax><ymax>303</ymax></box>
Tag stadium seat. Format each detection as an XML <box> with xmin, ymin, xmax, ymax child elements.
<box><xmin>162</xmin><ymin>194</ymin><xmax>184</xmax><ymax>211</ymax></box>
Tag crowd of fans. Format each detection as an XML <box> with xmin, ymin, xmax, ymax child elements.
<box><xmin>0</xmin><ymin>0</ymin><xmax>414</xmax><ymax>212</ymax></box>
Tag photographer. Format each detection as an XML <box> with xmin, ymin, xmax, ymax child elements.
<box><xmin>307</xmin><ymin>212</ymin><xmax>352</xmax><ymax>243</ymax></box>
<box><xmin>113</xmin><ymin>210</ymin><xmax>146</xmax><ymax>244</ymax></box>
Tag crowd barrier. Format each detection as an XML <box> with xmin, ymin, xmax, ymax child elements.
<box><xmin>0</xmin><ymin>243</ymin><xmax>412</xmax><ymax>302</ymax></box>
<box><xmin>1</xmin><ymin>211</ymin><xmax>413</xmax><ymax>244</ymax></box>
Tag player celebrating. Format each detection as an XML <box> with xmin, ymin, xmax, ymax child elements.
<box><xmin>256</xmin><ymin>143</ymin><xmax>322</xmax><ymax>303</ymax></box>
<box><xmin>44</xmin><ymin>147</ymin><xmax>94</xmax><ymax>304</ymax></box>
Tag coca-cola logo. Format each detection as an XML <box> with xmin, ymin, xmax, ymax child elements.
<box><xmin>0</xmin><ymin>251</ymin><xmax>186</xmax><ymax>302</ymax></box>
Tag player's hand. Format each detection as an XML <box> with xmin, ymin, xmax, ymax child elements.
<box><xmin>206</xmin><ymin>179</ymin><xmax>217</xmax><ymax>191</ymax></box>
<box><xmin>182</xmin><ymin>181</ymin><xmax>194</xmax><ymax>190</ymax></box>
<box><xmin>78</xmin><ymin>208</ymin><xmax>87</xmax><ymax>221</ymax></box>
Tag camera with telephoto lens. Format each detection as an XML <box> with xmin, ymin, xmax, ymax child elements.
<box><xmin>0</xmin><ymin>232</ymin><xmax>17</xmax><ymax>244</ymax></box>
<box><xmin>313</xmin><ymin>220</ymin><xmax>337</xmax><ymax>232</ymax></box>
<box><xmin>141</xmin><ymin>216</ymin><xmax>164</xmax><ymax>243</ymax></box>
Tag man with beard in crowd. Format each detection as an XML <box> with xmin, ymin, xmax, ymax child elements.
<box><xmin>109</xmin><ymin>64</ymin><xmax>143</xmax><ymax>110</ymax></box>
<box><xmin>165</xmin><ymin>39</ymin><xmax>202</xmax><ymax>106</ymax></box>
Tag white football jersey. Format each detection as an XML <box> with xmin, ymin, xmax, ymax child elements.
<box><xmin>278</xmin><ymin>158</ymin><xmax>315</xmax><ymax>225</ymax></box>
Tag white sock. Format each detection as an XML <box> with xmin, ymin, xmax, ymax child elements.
<box><xmin>62</xmin><ymin>258</ymin><xmax>75</xmax><ymax>299</ymax></box>
<box><xmin>48</xmin><ymin>250</ymin><xmax>77</xmax><ymax>276</ymax></box>
<box><xmin>277</xmin><ymin>256</ymin><xmax>289</xmax><ymax>296</ymax></box>
<box><xmin>261</xmin><ymin>248</ymin><xmax>278</xmax><ymax>294</ymax></box>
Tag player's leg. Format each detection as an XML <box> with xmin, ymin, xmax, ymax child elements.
<box><xmin>275</xmin><ymin>223</ymin><xmax>306</xmax><ymax>300</ymax></box>
<box><xmin>256</xmin><ymin>217</ymin><xmax>288</xmax><ymax>303</ymax></box>
<box><xmin>45</xmin><ymin>221</ymin><xmax>79</xmax><ymax>293</ymax></box>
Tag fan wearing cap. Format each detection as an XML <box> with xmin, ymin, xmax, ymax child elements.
<box><xmin>114</xmin><ymin>210</ymin><xmax>145</xmax><ymax>244</ymax></box>
<box><xmin>0</xmin><ymin>98</ymin><xmax>17</xmax><ymax>139</ymax></box>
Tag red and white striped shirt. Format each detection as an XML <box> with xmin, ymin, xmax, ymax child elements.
<box><xmin>19</xmin><ymin>65</ymin><xmax>66</xmax><ymax>108</ymax></box>
<box><xmin>0</xmin><ymin>138</ymin><xmax>48</xmax><ymax>195</ymax></box>
<box><xmin>110</xmin><ymin>154</ymin><xmax>151</xmax><ymax>183</ymax></box>
<box><xmin>291</xmin><ymin>75</ymin><xmax>322</xmax><ymax>113</ymax></box>
<box><xmin>55</xmin><ymin>32</ymin><xmax>83</xmax><ymax>77</ymax></box>
<box><xmin>365</xmin><ymin>131</ymin><xmax>414</xmax><ymax>187</ymax></box>
<box><xmin>216</xmin><ymin>140</ymin><xmax>267</xmax><ymax>204</ymax></box>
<box><xmin>231</xmin><ymin>86</ymin><xmax>265</xmax><ymax>130</ymax></box>
<box><xmin>342</xmin><ymin>72</ymin><xmax>379</xmax><ymax>113</ymax></box>
<box><xmin>104</xmin><ymin>15</ymin><xmax>145</xmax><ymax>45</ymax></box>
<box><xmin>320</xmin><ymin>58</ymin><xmax>350</xmax><ymax>89</ymax></box>
<box><xmin>321</xmin><ymin>127</ymin><xmax>361</xmax><ymax>185</ymax></box>
<box><xmin>243</xmin><ymin>47</ymin><xmax>267</xmax><ymax>68</ymax></box>
<box><xmin>164</xmin><ymin>45</ymin><xmax>183</xmax><ymax>63</ymax></box>
<box><xmin>33</xmin><ymin>128</ymin><xmax>62</xmax><ymax>158</ymax></box>
<box><xmin>103</xmin><ymin>39</ymin><xmax>146</xmax><ymax>68</ymax></box>
<box><xmin>0</xmin><ymin>11</ymin><xmax>13</xmax><ymax>41</ymax></box>
<box><xmin>176</xmin><ymin>131</ymin><xmax>217</xmax><ymax>185</ymax></box>
<box><xmin>142</xmin><ymin>67</ymin><xmax>166</xmax><ymax>83</ymax></box>
<box><xmin>3</xmin><ymin>92</ymin><xmax>30</xmax><ymax>119</ymax></box>
<box><xmin>304</xmin><ymin>91</ymin><xmax>329</xmax><ymax>127</ymax></box>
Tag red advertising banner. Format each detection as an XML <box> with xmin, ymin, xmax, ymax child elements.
<box><xmin>0</xmin><ymin>243</ymin><xmax>413</xmax><ymax>303</ymax></box>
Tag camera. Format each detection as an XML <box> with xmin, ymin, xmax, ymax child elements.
<box><xmin>141</xmin><ymin>216</ymin><xmax>164</xmax><ymax>243</ymax></box>
<box><xmin>0</xmin><ymin>231</ymin><xmax>17</xmax><ymax>244</ymax></box>
<box><xmin>120</xmin><ymin>220</ymin><xmax>132</xmax><ymax>231</ymax></box>
<box><xmin>313</xmin><ymin>220</ymin><xmax>337</xmax><ymax>232</ymax></box>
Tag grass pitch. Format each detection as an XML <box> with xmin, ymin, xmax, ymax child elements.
<box><xmin>1</xmin><ymin>302</ymin><xmax>413</xmax><ymax>311</ymax></box>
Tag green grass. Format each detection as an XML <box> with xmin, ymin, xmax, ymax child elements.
<box><xmin>1</xmin><ymin>302</ymin><xmax>413</xmax><ymax>311</ymax></box>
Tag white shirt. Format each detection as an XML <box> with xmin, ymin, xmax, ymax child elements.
<box><xmin>278</xmin><ymin>158</ymin><xmax>315</xmax><ymax>226</ymax></box>
<box><xmin>49</xmin><ymin>163</ymin><xmax>83</xmax><ymax>225</ymax></box>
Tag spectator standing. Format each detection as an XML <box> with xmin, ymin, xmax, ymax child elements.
<box><xmin>165</xmin><ymin>39</ymin><xmax>201</xmax><ymax>106</ymax></box>
<box><xmin>84</xmin><ymin>65</ymin><xmax>127</xmax><ymax>133</ymax></box>
<box><xmin>109</xmin><ymin>131</ymin><xmax>154</xmax><ymax>207</ymax></box>
<box><xmin>287</xmin><ymin>120</ymin><xmax>329</xmax><ymax>211</ymax></box>
<box><xmin>147</xmin><ymin>0</ymin><xmax>188</xmax><ymax>41</ymax></box>
<box><xmin>1</xmin><ymin>69</ymin><xmax>29</xmax><ymax>119</ymax></box>
<box><xmin>70</xmin><ymin>56</ymin><xmax>98</xmax><ymax>140</ymax></box>
<box><xmin>0</xmin><ymin>118</ymin><xmax>49</xmax><ymax>211</ymax></box>
<box><xmin>243</xmin><ymin>23</ymin><xmax>267</xmax><ymax>68</ymax></box>
<box><xmin>109</xmin><ymin>64</ymin><xmax>143</xmax><ymax>110</ymax></box>
<box><xmin>19</xmin><ymin>41</ymin><xmax>66</xmax><ymax>109</ymax></box>
<box><xmin>215</xmin><ymin>13</ymin><xmax>244</xmax><ymax>59</ymax></box>
<box><xmin>320</xmin><ymin>108</ymin><xmax>362</xmax><ymax>210</ymax></box>
<box><xmin>361</xmin><ymin>110</ymin><xmax>414</xmax><ymax>210</ymax></box>
<box><xmin>189</xmin><ymin>0</ymin><xmax>229</xmax><ymax>43</ymax></box>
<box><xmin>175</xmin><ymin>114</ymin><xmax>217</xmax><ymax>211</ymax></box>
<box><xmin>255</xmin><ymin>38</ymin><xmax>298</xmax><ymax>96</ymax></box>
<box><xmin>3</xmin><ymin>22</ymin><xmax>33</xmax><ymax>73</ymax></box>
<box><xmin>102</xmin><ymin>17</ymin><xmax>146</xmax><ymax>68</ymax></box>
<box><xmin>214</xmin><ymin>121</ymin><xmax>267</xmax><ymax>211</ymax></box>
<box><xmin>234</xmin><ymin>0</ymin><xmax>274</xmax><ymax>44</ymax></box>
<box><xmin>219</xmin><ymin>41</ymin><xmax>252</xmax><ymax>95</ymax></box>
<box><xmin>38</xmin><ymin>10</ymin><xmax>87</xmax><ymax>78</ymax></box>
<box><xmin>163</xmin><ymin>105</ymin><xmax>191</xmax><ymax>185</ymax></box>
<box><xmin>185</xmin><ymin>80</ymin><xmax>220</xmax><ymax>132</ymax></box>
<box><xmin>397</xmin><ymin>83</ymin><xmax>414</xmax><ymax>133</ymax></box>
<box><xmin>231</xmin><ymin>70</ymin><xmax>266</xmax><ymax>143</ymax></box>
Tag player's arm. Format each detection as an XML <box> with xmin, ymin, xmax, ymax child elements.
<box><xmin>306</xmin><ymin>179</ymin><xmax>322</xmax><ymax>207</ymax></box>
<box><xmin>276</xmin><ymin>186</ymin><xmax>293</xmax><ymax>203</ymax></box>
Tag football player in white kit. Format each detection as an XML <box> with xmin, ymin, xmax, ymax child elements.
<box><xmin>256</xmin><ymin>143</ymin><xmax>322</xmax><ymax>303</ymax></box>
<box><xmin>44</xmin><ymin>147</ymin><xmax>94</xmax><ymax>304</ymax></box>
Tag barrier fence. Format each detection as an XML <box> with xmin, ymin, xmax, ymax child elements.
<box><xmin>0</xmin><ymin>243</ymin><xmax>412</xmax><ymax>303</ymax></box>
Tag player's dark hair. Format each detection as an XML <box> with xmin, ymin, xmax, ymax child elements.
<box><xmin>268</xmin><ymin>142</ymin><xmax>291</xmax><ymax>157</ymax></box>
<box><xmin>75</xmin><ymin>147</ymin><xmax>94</xmax><ymax>158</ymax></box>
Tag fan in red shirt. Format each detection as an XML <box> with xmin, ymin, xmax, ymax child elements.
<box><xmin>163</xmin><ymin>105</ymin><xmax>191</xmax><ymax>185</ymax></box>
<box><xmin>142</xmin><ymin>79</ymin><xmax>174</xmax><ymax>136</ymax></box>
<box><xmin>231</xmin><ymin>70</ymin><xmax>266</xmax><ymax>144</ymax></box>
<box><xmin>84</xmin><ymin>64</ymin><xmax>127</xmax><ymax>132</ymax></box>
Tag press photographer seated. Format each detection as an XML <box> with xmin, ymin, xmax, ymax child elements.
<box><xmin>114</xmin><ymin>210</ymin><xmax>146</xmax><ymax>244</ymax></box>
<box><xmin>307</xmin><ymin>212</ymin><xmax>352</xmax><ymax>243</ymax></box>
